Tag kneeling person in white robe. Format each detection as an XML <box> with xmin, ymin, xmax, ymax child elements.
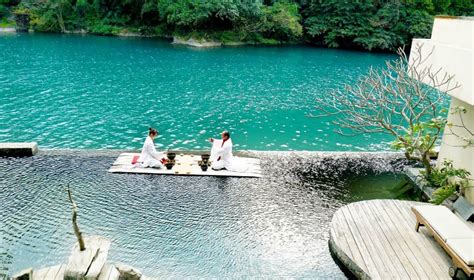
<box><xmin>138</xmin><ymin>127</ymin><xmax>165</xmax><ymax>168</ymax></box>
<box><xmin>209</xmin><ymin>131</ymin><xmax>247</xmax><ymax>172</ymax></box>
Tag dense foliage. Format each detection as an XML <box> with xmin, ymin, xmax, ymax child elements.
<box><xmin>1</xmin><ymin>0</ymin><xmax>473</xmax><ymax>49</ymax></box>
<box><xmin>0</xmin><ymin>0</ymin><xmax>18</xmax><ymax>26</ymax></box>
<box><xmin>426</xmin><ymin>160</ymin><xmax>470</xmax><ymax>205</ymax></box>
<box><xmin>303</xmin><ymin>0</ymin><xmax>473</xmax><ymax>50</ymax></box>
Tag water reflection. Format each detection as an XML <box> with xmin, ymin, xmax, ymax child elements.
<box><xmin>0</xmin><ymin>151</ymin><xmax>413</xmax><ymax>278</ymax></box>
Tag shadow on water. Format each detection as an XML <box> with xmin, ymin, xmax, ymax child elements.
<box><xmin>0</xmin><ymin>151</ymin><xmax>418</xmax><ymax>279</ymax></box>
<box><xmin>344</xmin><ymin>173</ymin><xmax>421</xmax><ymax>202</ymax></box>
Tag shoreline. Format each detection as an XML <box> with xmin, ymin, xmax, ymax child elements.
<box><xmin>172</xmin><ymin>36</ymin><xmax>222</xmax><ymax>48</ymax></box>
<box><xmin>0</xmin><ymin>28</ymin><xmax>396</xmax><ymax>53</ymax></box>
<box><xmin>0</xmin><ymin>28</ymin><xmax>268</xmax><ymax>48</ymax></box>
<box><xmin>172</xmin><ymin>36</ymin><xmax>250</xmax><ymax>48</ymax></box>
<box><xmin>0</xmin><ymin>27</ymin><xmax>16</xmax><ymax>33</ymax></box>
<box><xmin>0</xmin><ymin>28</ymin><xmax>256</xmax><ymax>48</ymax></box>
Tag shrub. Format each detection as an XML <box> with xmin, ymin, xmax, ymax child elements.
<box><xmin>260</xmin><ymin>2</ymin><xmax>302</xmax><ymax>42</ymax></box>
<box><xmin>427</xmin><ymin>160</ymin><xmax>470</xmax><ymax>204</ymax></box>
<box><xmin>89</xmin><ymin>23</ymin><xmax>122</xmax><ymax>35</ymax></box>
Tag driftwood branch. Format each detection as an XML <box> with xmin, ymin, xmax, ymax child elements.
<box><xmin>67</xmin><ymin>185</ymin><xmax>86</xmax><ymax>251</ymax></box>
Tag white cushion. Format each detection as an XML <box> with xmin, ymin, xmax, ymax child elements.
<box><xmin>447</xmin><ymin>238</ymin><xmax>474</xmax><ymax>266</ymax></box>
<box><xmin>414</xmin><ymin>205</ymin><xmax>473</xmax><ymax>241</ymax></box>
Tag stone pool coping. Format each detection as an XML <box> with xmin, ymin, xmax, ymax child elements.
<box><xmin>37</xmin><ymin>148</ymin><xmax>407</xmax><ymax>157</ymax></box>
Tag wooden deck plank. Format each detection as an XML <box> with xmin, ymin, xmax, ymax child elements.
<box><xmin>53</xmin><ymin>265</ymin><xmax>65</xmax><ymax>280</ymax></box>
<box><xmin>112</xmin><ymin>159</ymin><xmax>262</xmax><ymax>169</ymax></box>
<box><xmin>389</xmin><ymin>200</ymin><xmax>452</xmax><ymax>276</ymax></box>
<box><xmin>377</xmin><ymin>200</ymin><xmax>450</xmax><ymax>279</ymax></box>
<box><xmin>108</xmin><ymin>166</ymin><xmax>263</xmax><ymax>177</ymax></box>
<box><xmin>44</xmin><ymin>265</ymin><xmax>62</xmax><ymax>280</ymax></box>
<box><xmin>345</xmin><ymin>202</ymin><xmax>398</xmax><ymax>277</ymax></box>
<box><xmin>98</xmin><ymin>263</ymin><xmax>120</xmax><ymax>280</ymax></box>
<box><xmin>352</xmin><ymin>201</ymin><xmax>411</xmax><ymax>279</ymax></box>
<box><xmin>65</xmin><ymin>236</ymin><xmax>111</xmax><ymax>280</ymax></box>
<box><xmin>329</xmin><ymin>199</ymin><xmax>453</xmax><ymax>280</ymax></box>
<box><xmin>362</xmin><ymin>201</ymin><xmax>421</xmax><ymax>279</ymax></box>
<box><xmin>119</xmin><ymin>152</ymin><xmax>261</xmax><ymax>163</ymax></box>
<box><xmin>376</xmin><ymin>200</ymin><xmax>433</xmax><ymax>279</ymax></box>
<box><xmin>340</xmin><ymin>206</ymin><xmax>382</xmax><ymax>278</ymax></box>
<box><xmin>32</xmin><ymin>266</ymin><xmax>50</xmax><ymax>280</ymax></box>
<box><xmin>332</xmin><ymin>210</ymin><xmax>369</xmax><ymax>273</ymax></box>
<box><xmin>372</xmin><ymin>200</ymin><xmax>427</xmax><ymax>279</ymax></box>
<box><xmin>378</xmin><ymin>200</ymin><xmax>431</xmax><ymax>279</ymax></box>
<box><xmin>113</xmin><ymin>153</ymin><xmax>260</xmax><ymax>166</ymax></box>
<box><xmin>108</xmin><ymin>153</ymin><xmax>263</xmax><ymax>178</ymax></box>
<box><xmin>383</xmin><ymin>199</ymin><xmax>448</xmax><ymax>276</ymax></box>
<box><xmin>330</xmin><ymin>216</ymin><xmax>353</xmax><ymax>260</ymax></box>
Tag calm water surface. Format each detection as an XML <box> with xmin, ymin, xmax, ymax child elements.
<box><xmin>0</xmin><ymin>34</ymin><xmax>395</xmax><ymax>151</ymax></box>
<box><xmin>0</xmin><ymin>151</ymin><xmax>411</xmax><ymax>278</ymax></box>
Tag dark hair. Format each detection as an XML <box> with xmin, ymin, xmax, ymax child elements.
<box><xmin>222</xmin><ymin>131</ymin><xmax>230</xmax><ymax>138</ymax></box>
<box><xmin>149</xmin><ymin>127</ymin><xmax>158</xmax><ymax>136</ymax></box>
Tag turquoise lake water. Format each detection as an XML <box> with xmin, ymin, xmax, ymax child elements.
<box><xmin>0</xmin><ymin>33</ymin><xmax>395</xmax><ymax>151</ymax></box>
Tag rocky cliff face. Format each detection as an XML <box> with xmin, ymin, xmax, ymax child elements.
<box><xmin>14</xmin><ymin>13</ymin><xmax>29</xmax><ymax>32</ymax></box>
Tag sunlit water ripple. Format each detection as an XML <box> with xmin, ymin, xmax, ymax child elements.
<box><xmin>0</xmin><ymin>150</ymin><xmax>411</xmax><ymax>278</ymax></box>
<box><xmin>0</xmin><ymin>33</ymin><xmax>396</xmax><ymax>151</ymax></box>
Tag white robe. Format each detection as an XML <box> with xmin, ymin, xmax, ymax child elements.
<box><xmin>138</xmin><ymin>136</ymin><xmax>164</xmax><ymax>168</ymax></box>
<box><xmin>210</xmin><ymin>138</ymin><xmax>247</xmax><ymax>172</ymax></box>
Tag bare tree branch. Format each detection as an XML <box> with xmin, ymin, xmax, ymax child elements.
<box><xmin>67</xmin><ymin>185</ymin><xmax>85</xmax><ymax>251</ymax></box>
<box><xmin>312</xmin><ymin>43</ymin><xmax>459</xmax><ymax>175</ymax></box>
<box><xmin>446</xmin><ymin>106</ymin><xmax>474</xmax><ymax>147</ymax></box>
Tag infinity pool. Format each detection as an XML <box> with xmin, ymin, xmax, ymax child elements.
<box><xmin>0</xmin><ymin>33</ymin><xmax>395</xmax><ymax>151</ymax></box>
<box><xmin>0</xmin><ymin>150</ymin><xmax>414</xmax><ymax>278</ymax></box>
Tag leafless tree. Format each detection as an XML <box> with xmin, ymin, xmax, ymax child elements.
<box><xmin>313</xmin><ymin>43</ymin><xmax>461</xmax><ymax>175</ymax></box>
<box><xmin>67</xmin><ymin>186</ymin><xmax>85</xmax><ymax>251</ymax></box>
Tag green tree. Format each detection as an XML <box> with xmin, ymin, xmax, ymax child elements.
<box><xmin>260</xmin><ymin>2</ymin><xmax>302</xmax><ymax>42</ymax></box>
<box><xmin>9</xmin><ymin>0</ymin><xmax>473</xmax><ymax>49</ymax></box>
<box><xmin>25</xmin><ymin>0</ymin><xmax>73</xmax><ymax>32</ymax></box>
<box><xmin>303</xmin><ymin>0</ymin><xmax>435</xmax><ymax>51</ymax></box>
<box><xmin>157</xmin><ymin>0</ymin><xmax>261</xmax><ymax>31</ymax></box>
<box><xmin>302</xmin><ymin>0</ymin><xmax>472</xmax><ymax>51</ymax></box>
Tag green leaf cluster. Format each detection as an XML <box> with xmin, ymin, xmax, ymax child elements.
<box><xmin>391</xmin><ymin>115</ymin><xmax>447</xmax><ymax>155</ymax></box>
<box><xmin>426</xmin><ymin>160</ymin><xmax>471</xmax><ymax>205</ymax></box>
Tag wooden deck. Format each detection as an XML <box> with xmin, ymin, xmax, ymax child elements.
<box><xmin>329</xmin><ymin>199</ymin><xmax>453</xmax><ymax>279</ymax></box>
<box><xmin>24</xmin><ymin>263</ymin><xmax>157</xmax><ymax>280</ymax></box>
<box><xmin>32</xmin><ymin>265</ymin><xmax>65</xmax><ymax>280</ymax></box>
<box><xmin>13</xmin><ymin>235</ymin><xmax>158</xmax><ymax>280</ymax></box>
<box><xmin>108</xmin><ymin>153</ymin><xmax>263</xmax><ymax>178</ymax></box>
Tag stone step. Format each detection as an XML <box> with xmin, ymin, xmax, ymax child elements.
<box><xmin>0</xmin><ymin>142</ymin><xmax>38</xmax><ymax>157</ymax></box>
